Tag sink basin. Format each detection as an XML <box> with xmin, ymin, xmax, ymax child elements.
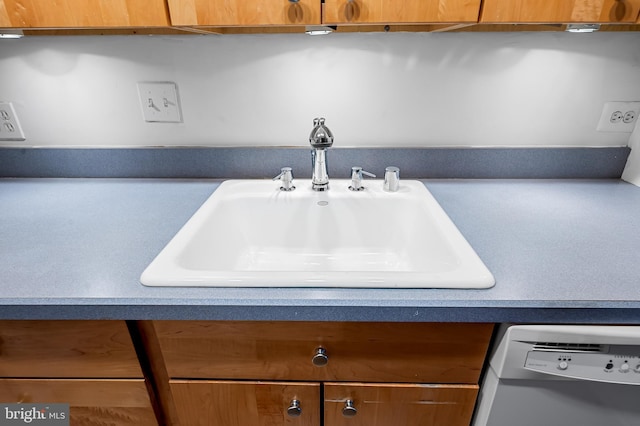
<box><xmin>141</xmin><ymin>180</ymin><xmax>494</xmax><ymax>288</ymax></box>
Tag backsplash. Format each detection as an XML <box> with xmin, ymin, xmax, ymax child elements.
<box><xmin>0</xmin><ymin>147</ymin><xmax>629</xmax><ymax>179</ymax></box>
<box><xmin>0</xmin><ymin>31</ymin><xmax>639</xmax><ymax>148</ymax></box>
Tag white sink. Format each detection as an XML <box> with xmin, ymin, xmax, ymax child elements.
<box><xmin>141</xmin><ymin>180</ymin><xmax>494</xmax><ymax>288</ymax></box>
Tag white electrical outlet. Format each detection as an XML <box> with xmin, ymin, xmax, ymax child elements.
<box><xmin>137</xmin><ymin>82</ymin><xmax>182</xmax><ymax>123</ymax></box>
<box><xmin>597</xmin><ymin>101</ymin><xmax>640</xmax><ymax>132</ymax></box>
<box><xmin>0</xmin><ymin>102</ymin><xmax>26</xmax><ymax>141</ymax></box>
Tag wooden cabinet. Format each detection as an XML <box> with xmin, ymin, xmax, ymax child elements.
<box><xmin>170</xmin><ymin>380</ymin><xmax>321</xmax><ymax>425</ymax></box>
<box><xmin>0</xmin><ymin>320</ymin><xmax>158</xmax><ymax>426</ymax></box>
<box><xmin>166</xmin><ymin>0</ymin><xmax>321</xmax><ymax>26</ymax></box>
<box><xmin>153</xmin><ymin>321</ymin><xmax>493</xmax><ymax>426</ymax></box>
<box><xmin>0</xmin><ymin>0</ymin><xmax>170</xmax><ymax>28</ymax></box>
<box><xmin>155</xmin><ymin>321</ymin><xmax>489</xmax><ymax>383</ymax></box>
<box><xmin>323</xmin><ymin>0</ymin><xmax>482</xmax><ymax>24</ymax></box>
<box><xmin>324</xmin><ymin>383</ymin><xmax>478</xmax><ymax>425</ymax></box>
<box><xmin>480</xmin><ymin>0</ymin><xmax>640</xmax><ymax>23</ymax></box>
<box><xmin>2</xmin><ymin>0</ymin><xmax>639</xmax><ymax>32</ymax></box>
<box><xmin>0</xmin><ymin>379</ymin><xmax>158</xmax><ymax>425</ymax></box>
<box><xmin>0</xmin><ymin>320</ymin><xmax>142</xmax><ymax>378</ymax></box>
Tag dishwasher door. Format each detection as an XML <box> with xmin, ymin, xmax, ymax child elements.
<box><xmin>473</xmin><ymin>325</ymin><xmax>640</xmax><ymax>426</ymax></box>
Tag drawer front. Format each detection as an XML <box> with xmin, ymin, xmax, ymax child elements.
<box><xmin>324</xmin><ymin>382</ymin><xmax>478</xmax><ymax>426</ymax></box>
<box><xmin>155</xmin><ymin>321</ymin><xmax>492</xmax><ymax>383</ymax></box>
<box><xmin>0</xmin><ymin>320</ymin><xmax>142</xmax><ymax>378</ymax></box>
<box><xmin>323</xmin><ymin>0</ymin><xmax>482</xmax><ymax>24</ymax></box>
<box><xmin>0</xmin><ymin>0</ymin><xmax>170</xmax><ymax>28</ymax></box>
<box><xmin>480</xmin><ymin>0</ymin><xmax>640</xmax><ymax>23</ymax></box>
<box><xmin>170</xmin><ymin>380</ymin><xmax>320</xmax><ymax>426</ymax></box>
<box><xmin>0</xmin><ymin>378</ymin><xmax>157</xmax><ymax>425</ymax></box>
<box><xmin>167</xmin><ymin>0</ymin><xmax>321</xmax><ymax>26</ymax></box>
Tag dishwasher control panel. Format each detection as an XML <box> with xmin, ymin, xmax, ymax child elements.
<box><xmin>525</xmin><ymin>348</ymin><xmax>640</xmax><ymax>385</ymax></box>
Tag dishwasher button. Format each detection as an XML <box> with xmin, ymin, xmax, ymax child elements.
<box><xmin>605</xmin><ymin>362</ymin><xmax>614</xmax><ymax>371</ymax></box>
<box><xmin>558</xmin><ymin>361</ymin><xmax>569</xmax><ymax>370</ymax></box>
<box><xmin>620</xmin><ymin>363</ymin><xmax>630</xmax><ymax>373</ymax></box>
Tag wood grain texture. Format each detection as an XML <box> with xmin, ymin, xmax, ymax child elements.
<box><xmin>0</xmin><ymin>320</ymin><xmax>143</xmax><ymax>378</ymax></box>
<box><xmin>323</xmin><ymin>0</ymin><xmax>482</xmax><ymax>24</ymax></box>
<box><xmin>134</xmin><ymin>320</ymin><xmax>181</xmax><ymax>426</ymax></box>
<box><xmin>0</xmin><ymin>378</ymin><xmax>158</xmax><ymax>426</ymax></box>
<box><xmin>0</xmin><ymin>1</ymin><xmax>11</xmax><ymax>26</ymax></box>
<box><xmin>167</xmin><ymin>0</ymin><xmax>321</xmax><ymax>26</ymax></box>
<box><xmin>154</xmin><ymin>321</ymin><xmax>492</xmax><ymax>384</ymax></box>
<box><xmin>324</xmin><ymin>382</ymin><xmax>478</xmax><ymax>426</ymax></box>
<box><xmin>170</xmin><ymin>380</ymin><xmax>321</xmax><ymax>426</ymax></box>
<box><xmin>0</xmin><ymin>0</ymin><xmax>170</xmax><ymax>28</ymax></box>
<box><xmin>480</xmin><ymin>0</ymin><xmax>640</xmax><ymax>23</ymax></box>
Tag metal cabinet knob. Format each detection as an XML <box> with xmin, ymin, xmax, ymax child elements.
<box><xmin>312</xmin><ymin>347</ymin><xmax>329</xmax><ymax>367</ymax></box>
<box><xmin>342</xmin><ymin>400</ymin><xmax>357</xmax><ymax>417</ymax></box>
<box><xmin>287</xmin><ymin>399</ymin><xmax>302</xmax><ymax>417</ymax></box>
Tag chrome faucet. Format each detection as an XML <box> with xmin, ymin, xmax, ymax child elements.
<box><xmin>309</xmin><ymin>117</ymin><xmax>333</xmax><ymax>191</ymax></box>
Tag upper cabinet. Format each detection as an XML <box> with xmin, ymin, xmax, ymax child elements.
<box><xmin>0</xmin><ymin>0</ymin><xmax>170</xmax><ymax>28</ymax></box>
<box><xmin>167</xmin><ymin>0</ymin><xmax>321</xmax><ymax>26</ymax></box>
<box><xmin>1</xmin><ymin>0</ymin><xmax>639</xmax><ymax>32</ymax></box>
<box><xmin>323</xmin><ymin>0</ymin><xmax>482</xmax><ymax>24</ymax></box>
<box><xmin>481</xmin><ymin>0</ymin><xmax>640</xmax><ymax>23</ymax></box>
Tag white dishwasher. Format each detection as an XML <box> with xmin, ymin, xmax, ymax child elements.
<box><xmin>473</xmin><ymin>325</ymin><xmax>640</xmax><ymax>426</ymax></box>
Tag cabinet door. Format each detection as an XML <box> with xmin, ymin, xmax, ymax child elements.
<box><xmin>155</xmin><ymin>321</ymin><xmax>492</xmax><ymax>384</ymax></box>
<box><xmin>324</xmin><ymin>383</ymin><xmax>478</xmax><ymax>426</ymax></box>
<box><xmin>170</xmin><ymin>380</ymin><xmax>320</xmax><ymax>426</ymax></box>
<box><xmin>0</xmin><ymin>320</ymin><xmax>143</xmax><ymax>378</ymax></box>
<box><xmin>323</xmin><ymin>0</ymin><xmax>481</xmax><ymax>24</ymax></box>
<box><xmin>0</xmin><ymin>378</ymin><xmax>158</xmax><ymax>425</ymax></box>
<box><xmin>480</xmin><ymin>0</ymin><xmax>640</xmax><ymax>23</ymax></box>
<box><xmin>167</xmin><ymin>0</ymin><xmax>321</xmax><ymax>26</ymax></box>
<box><xmin>0</xmin><ymin>0</ymin><xmax>170</xmax><ymax>28</ymax></box>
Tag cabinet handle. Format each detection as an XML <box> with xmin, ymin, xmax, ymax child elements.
<box><xmin>342</xmin><ymin>400</ymin><xmax>357</xmax><ymax>417</ymax></box>
<box><xmin>312</xmin><ymin>347</ymin><xmax>329</xmax><ymax>367</ymax></box>
<box><xmin>287</xmin><ymin>399</ymin><xmax>302</xmax><ymax>417</ymax></box>
<box><xmin>289</xmin><ymin>0</ymin><xmax>300</xmax><ymax>3</ymax></box>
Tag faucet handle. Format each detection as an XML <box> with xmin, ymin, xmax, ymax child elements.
<box><xmin>273</xmin><ymin>167</ymin><xmax>295</xmax><ymax>191</ymax></box>
<box><xmin>383</xmin><ymin>166</ymin><xmax>400</xmax><ymax>192</ymax></box>
<box><xmin>349</xmin><ymin>166</ymin><xmax>376</xmax><ymax>191</ymax></box>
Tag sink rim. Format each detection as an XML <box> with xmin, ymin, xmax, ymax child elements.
<box><xmin>140</xmin><ymin>179</ymin><xmax>495</xmax><ymax>289</ymax></box>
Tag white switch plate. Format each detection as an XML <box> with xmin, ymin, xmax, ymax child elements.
<box><xmin>0</xmin><ymin>102</ymin><xmax>26</xmax><ymax>141</ymax></box>
<box><xmin>137</xmin><ymin>82</ymin><xmax>183</xmax><ymax>123</ymax></box>
<box><xmin>597</xmin><ymin>101</ymin><xmax>640</xmax><ymax>132</ymax></box>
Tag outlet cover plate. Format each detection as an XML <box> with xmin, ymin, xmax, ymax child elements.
<box><xmin>597</xmin><ymin>101</ymin><xmax>640</xmax><ymax>132</ymax></box>
<box><xmin>0</xmin><ymin>102</ymin><xmax>26</xmax><ymax>141</ymax></box>
<box><xmin>137</xmin><ymin>82</ymin><xmax>182</xmax><ymax>123</ymax></box>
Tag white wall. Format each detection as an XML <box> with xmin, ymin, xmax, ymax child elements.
<box><xmin>622</xmin><ymin>119</ymin><xmax>640</xmax><ymax>185</ymax></box>
<box><xmin>1</xmin><ymin>31</ymin><xmax>639</xmax><ymax>148</ymax></box>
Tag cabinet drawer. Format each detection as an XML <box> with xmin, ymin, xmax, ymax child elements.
<box><xmin>0</xmin><ymin>378</ymin><xmax>157</xmax><ymax>425</ymax></box>
<box><xmin>0</xmin><ymin>0</ymin><xmax>170</xmax><ymax>28</ymax></box>
<box><xmin>155</xmin><ymin>321</ymin><xmax>492</xmax><ymax>383</ymax></box>
<box><xmin>170</xmin><ymin>380</ymin><xmax>320</xmax><ymax>426</ymax></box>
<box><xmin>0</xmin><ymin>320</ymin><xmax>142</xmax><ymax>378</ymax></box>
<box><xmin>167</xmin><ymin>0</ymin><xmax>321</xmax><ymax>26</ymax></box>
<box><xmin>323</xmin><ymin>0</ymin><xmax>482</xmax><ymax>24</ymax></box>
<box><xmin>480</xmin><ymin>0</ymin><xmax>640</xmax><ymax>23</ymax></box>
<box><xmin>324</xmin><ymin>382</ymin><xmax>478</xmax><ymax>426</ymax></box>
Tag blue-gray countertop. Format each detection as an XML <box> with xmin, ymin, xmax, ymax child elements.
<box><xmin>2</xmin><ymin>178</ymin><xmax>640</xmax><ymax>323</ymax></box>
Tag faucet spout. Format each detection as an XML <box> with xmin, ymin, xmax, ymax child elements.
<box><xmin>311</xmin><ymin>148</ymin><xmax>329</xmax><ymax>191</ymax></box>
<box><xmin>309</xmin><ymin>118</ymin><xmax>333</xmax><ymax>191</ymax></box>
